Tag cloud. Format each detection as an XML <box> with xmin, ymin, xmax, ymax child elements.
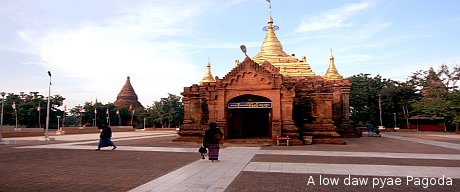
<box><xmin>9</xmin><ymin>1</ymin><xmax>224</xmax><ymax>106</ymax></box>
<box><xmin>294</xmin><ymin>2</ymin><xmax>372</xmax><ymax>33</ymax></box>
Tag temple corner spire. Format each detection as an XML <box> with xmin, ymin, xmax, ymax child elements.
<box><xmin>200</xmin><ymin>59</ymin><xmax>216</xmax><ymax>85</ymax></box>
<box><xmin>323</xmin><ymin>49</ymin><xmax>343</xmax><ymax>80</ymax></box>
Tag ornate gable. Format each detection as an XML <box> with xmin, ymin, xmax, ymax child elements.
<box><xmin>216</xmin><ymin>57</ymin><xmax>283</xmax><ymax>89</ymax></box>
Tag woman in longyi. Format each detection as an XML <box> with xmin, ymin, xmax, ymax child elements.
<box><xmin>203</xmin><ymin>122</ymin><xmax>223</xmax><ymax>162</ymax></box>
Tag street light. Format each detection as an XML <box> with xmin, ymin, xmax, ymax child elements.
<box><xmin>130</xmin><ymin>109</ymin><xmax>135</xmax><ymax>127</ymax></box>
<box><xmin>78</xmin><ymin>104</ymin><xmax>82</xmax><ymax>127</ymax></box>
<box><xmin>394</xmin><ymin>113</ymin><xmax>397</xmax><ymax>128</ymax></box>
<box><xmin>1</xmin><ymin>92</ymin><xmax>6</xmax><ymax>143</ymax></box>
<box><xmin>57</xmin><ymin>116</ymin><xmax>61</xmax><ymax>131</ymax></box>
<box><xmin>116</xmin><ymin>109</ymin><xmax>120</xmax><ymax>126</ymax></box>
<box><xmin>94</xmin><ymin>108</ymin><xmax>97</xmax><ymax>127</ymax></box>
<box><xmin>106</xmin><ymin>108</ymin><xmax>110</xmax><ymax>127</ymax></box>
<box><xmin>45</xmin><ymin>71</ymin><xmax>52</xmax><ymax>141</ymax></box>
<box><xmin>37</xmin><ymin>103</ymin><xmax>41</xmax><ymax>128</ymax></box>
<box><xmin>378</xmin><ymin>96</ymin><xmax>383</xmax><ymax>128</ymax></box>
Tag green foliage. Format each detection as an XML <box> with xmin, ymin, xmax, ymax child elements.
<box><xmin>409</xmin><ymin>64</ymin><xmax>460</xmax><ymax>128</ymax></box>
<box><xmin>74</xmin><ymin>102</ymin><xmax>131</xmax><ymax>127</ymax></box>
<box><xmin>0</xmin><ymin>91</ymin><xmax>183</xmax><ymax>129</ymax></box>
<box><xmin>347</xmin><ymin>64</ymin><xmax>460</xmax><ymax>130</ymax></box>
<box><xmin>1</xmin><ymin>92</ymin><xmax>64</xmax><ymax>128</ymax></box>
<box><xmin>348</xmin><ymin>73</ymin><xmax>385</xmax><ymax>125</ymax></box>
<box><xmin>143</xmin><ymin>93</ymin><xmax>184</xmax><ymax>128</ymax></box>
<box><xmin>348</xmin><ymin>74</ymin><xmax>419</xmax><ymax>128</ymax></box>
<box><xmin>380</xmin><ymin>81</ymin><xmax>420</xmax><ymax>127</ymax></box>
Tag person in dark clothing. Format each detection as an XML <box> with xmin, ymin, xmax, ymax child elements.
<box><xmin>95</xmin><ymin>123</ymin><xmax>117</xmax><ymax>150</ymax></box>
<box><xmin>203</xmin><ymin>122</ymin><xmax>223</xmax><ymax>162</ymax></box>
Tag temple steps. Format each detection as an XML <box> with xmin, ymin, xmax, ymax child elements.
<box><xmin>223</xmin><ymin>138</ymin><xmax>273</xmax><ymax>147</ymax></box>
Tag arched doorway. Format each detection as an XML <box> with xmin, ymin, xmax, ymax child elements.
<box><xmin>227</xmin><ymin>94</ymin><xmax>272</xmax><ymax>139</ymax></box>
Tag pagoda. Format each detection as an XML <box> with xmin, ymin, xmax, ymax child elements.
<box><xmin>114</xmin><ymin>76</ymin><xmax>143</xmax><ymax>109</ymax></box>
<box><xmin>175</xmin><ymin>2</ymin><xmax>356</xmax><ymax>145</ymax></box>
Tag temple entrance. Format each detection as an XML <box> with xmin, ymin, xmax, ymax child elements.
<box><xmin>227</xmin><ymin>94</ymin><xmax>271</xmax><ymax>139</ymax></box>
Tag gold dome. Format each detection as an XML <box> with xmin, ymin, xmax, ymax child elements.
<box><xmin>323</xmin><ymin>50</ymin><xmax>343</xmax><ymax>80</ymax></box>
<box><xmin>251</xmin><ymin>9</ymin><xmax>315</xmax><ymax>77</ymax></box>
<box><xmin>200</xmin><ymin>61</ymin><xmax>216</xmax><ymax>85</ymax></box>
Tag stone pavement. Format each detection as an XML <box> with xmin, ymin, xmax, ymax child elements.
<box><xmin>0</xmin><ymin>131</ymin><xmax>459</xmax><ymax>191</ymax></box>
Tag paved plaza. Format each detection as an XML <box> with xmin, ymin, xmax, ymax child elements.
<box><xmin>0</xmin><ymin>131</ymin><xmax>459</xmax><ymax>191</ymax></box>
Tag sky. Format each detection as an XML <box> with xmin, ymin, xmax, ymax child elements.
<box><xmin>1</xmin><ymin>0</ymin><xmax>459</xmax><ymax>109</ymax></box>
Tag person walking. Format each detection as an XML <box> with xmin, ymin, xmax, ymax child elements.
<box><xmin>203</xmin><ymin>122</ymin><xmax>223</xmax><ymax>162</ymax></box>
<box><xmin>96</xmin><ymin>123</ymin><xmax>117</xmax><ymax>150</ymax></box>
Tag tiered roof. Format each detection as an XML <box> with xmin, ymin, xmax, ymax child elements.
<box><xmin>114</xmin><ymin>76</ymin><xmax>143</xmax><ymax>109</ymax></box>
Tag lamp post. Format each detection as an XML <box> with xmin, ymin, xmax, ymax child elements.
<box><xmin>106</xmin><ymin>108</ymin><xmax>110</xmax><ymax>127</ymax></box>
<box><xmin>116</xmin><ymin>109</ymin><xmax>120</xmax><ymax>126</ymax></box>
<box><xmin>394</xmin><ymin>113</ymin><xmax>397</xmax><ymax>128</ymax></box>
<box><xmin>78</xmin><ymin>105</ymin><xmax>82</xmax><ymax>127</ymax></box>
<box><xmin>45</xmin><ymin>71</ymin><xmax>52</xmax><ymax>141</ymax></box>
<box><xmin>38</xmin><ymin>103</ymin><xmax>41</xmax><ymax>128</ymax></box>
<box><xmin>13</xmin><ymin>101</ymin><xmax>17</xmax><ymax>128</ymax></box>
<box><xmin>62</xmin><ymin>106</ymin><xmax>66</xmax><ymax>129</ymax></box>
<box><xmin>143</xmin><ymin>118</ymin><xmax>146</xmax><ymax>129</ymax></box>
<box><xmin>130</xmin><ymin>109</ymin><xmax>135</xmax><ymax>127</ymax></box>
<box><xmin>1</xmin><ymin>92</ymin><xmax>6</xmax><ymax>143</ymax></box>
<box><xmin>94</xmin><ymin>108</ymin><xmax>97</xmax><ymax>127</ymax></box>
<box><xmin>379</xmin><ymin>96</ymin><xmax>383</xmax><ymax>127</ymax></box>
<box><xmin>57</xmin><ymin>116</ymin><xmax>61</xmax><ymax>131</ymax></box>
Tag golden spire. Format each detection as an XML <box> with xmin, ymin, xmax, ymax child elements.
<box><xmin>323</xmin><ymin>49</ymin><xmax>343</xmax><ymax>80</ymax></box>
<box><xmin>200</xmin><ymin>58</ymin><xmax>216</xmax><ymax>85</ymax></box>
<box><xmin>251</xmin><ymin>1</ymin><xmax>315</xmax><ymax>77</ymax></box>
<box><xmin>252</xmin><ymin>15</ymin><xmax>292</xmax><ymax>63</ymax></box>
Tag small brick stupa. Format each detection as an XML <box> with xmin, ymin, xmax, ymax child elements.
<box><xmin>114</xmin><ymin>76</ymin><xmax>143</xmax><ymax>109</ymax></box>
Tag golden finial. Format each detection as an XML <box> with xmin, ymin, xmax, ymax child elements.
<box><xmin>200</xmin><ymin>59</ymin><xmax>216</xmax><ymax>85</ymax></box>
<box><xmin>324</xmin><ymin>49</ymin><xmax>343</xmax><ymax>80</ymax></box>
<box><xmin>267</xmin><ymin>0</ymin><xmax>272</xmax><ymax>17</ymax></box>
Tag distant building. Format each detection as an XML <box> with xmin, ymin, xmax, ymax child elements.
<box><xmin>421</xmin><ymin>67</ymin><xmax>447</xmax><ymax>96</ymax></box>
<box><xmin>114</xmin><ymin>76</ymin><xmax>143</xmax><ymax>109</ymax></box>
<box><xmin>175</xmin><ymin>3</ymin><xmax>355</xmax><ymax>145</ymax></box>
<box><xmin>408</xmin><ymin>116</ymin><xmax>446</xmax><ymax>131</ymax></box>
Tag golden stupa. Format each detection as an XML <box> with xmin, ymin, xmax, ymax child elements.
<box><xmin>251</xmin><ymin>5</ymin><xmax>316</xmax><ymax>77</ymax></box>
<box><xmin>199</xmin><ymin>60</ymin><xmax>216</xmax><ymax>85</ymax></box>
<box><xmin>209</xmin><ymin>1</ymin><xmax>344</xmax><ymax>80</ymax></box>
<box><xmin>323</xmin><ymin>50</ymin><xmax>343</xmax><ymax>80</ymax></box>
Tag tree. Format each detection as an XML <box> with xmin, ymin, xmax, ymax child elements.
<box><xmin>438</xmin><ymin>63</ymin><xmax>460</xmax><ymax>91</ymax></box>
<box><xmin>380</xmin><ymin>81</ymin><xmax>419</xmax><ymax>128</ymax></box>
<box><xmin>1</xmin><ymin>92</ymin><xmax>64</xmax><ymax>128</ymax></box>
<box><xmin>145</xmin><ymin>93</ymin><xmax>184</xmax><ymax>128</ymax></box>
<box><xmin>348</xmin><ymin>73</ymin><xmax>385</xmax><ymax>126</ymax></box>
<box><xmin>409</xmin><ymin>65</ymin><xmax>460</xmax><ymax>131</ymax></box>
<box><xmin>69</xmin><ymin>104</ymin><xmax>84</xmax><ymax>126</ymax></box>
<box><xmin>348</xmin><ymin>73</ymin><xmax>419</xmax><ymax>128</ymax></box>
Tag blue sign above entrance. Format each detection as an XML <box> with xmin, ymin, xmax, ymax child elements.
<box><xmin>228</xmin><ymin>102</ymin><xmax>272</xmax><ymax>109</ymax></box>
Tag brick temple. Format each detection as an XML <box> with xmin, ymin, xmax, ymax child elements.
<box><xmin>175</xmin><ymin>4</ymin><xmax>356</xmax><ymax>145</ymax></box>
<box><xmin>114</xmin><ymin>76</ymin><xmax>143</xmax><ymax>109</ymax></box>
